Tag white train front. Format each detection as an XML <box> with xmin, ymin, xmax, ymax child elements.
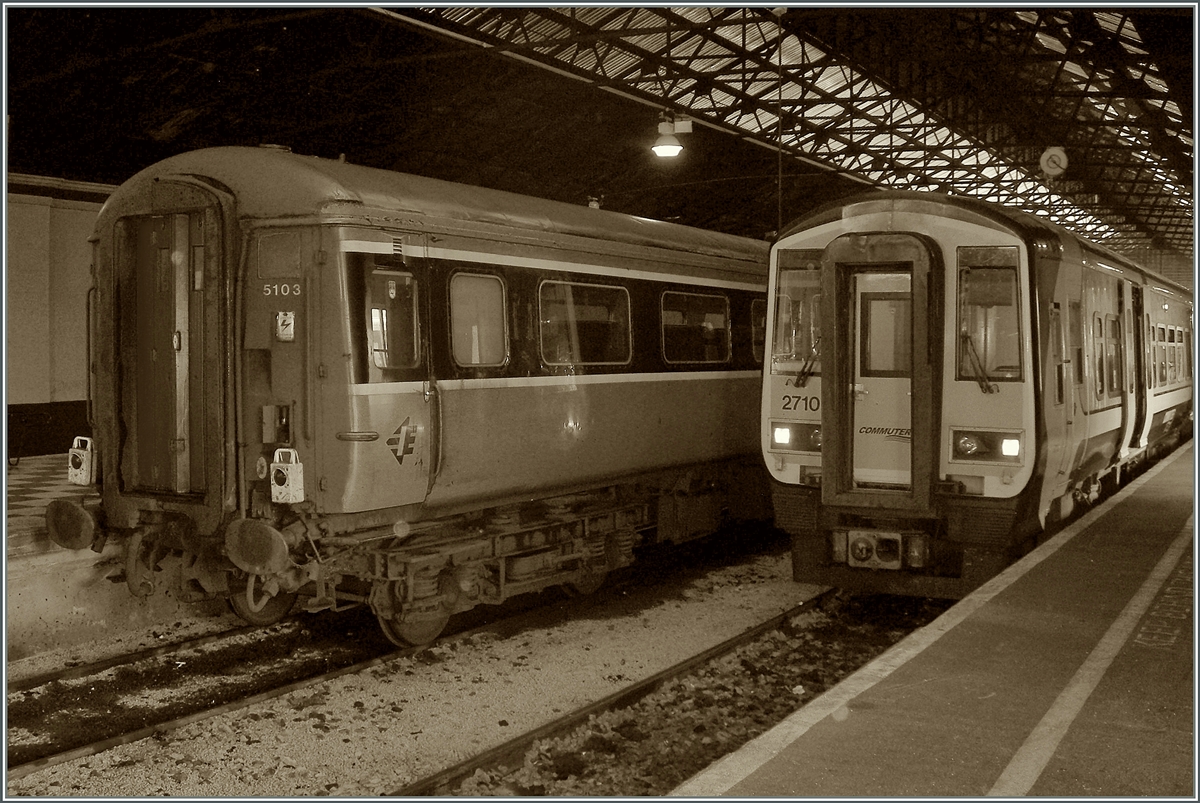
<box><xmin>763</xmin><ymin>191</ymin><xmax>1192</xmax><ymax>597</ymax></box>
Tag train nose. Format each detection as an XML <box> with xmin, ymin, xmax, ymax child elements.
<box><xmin>46</xmin><ymin>499</ymin><xmax>99</xmax><ymax>550</ymax></box>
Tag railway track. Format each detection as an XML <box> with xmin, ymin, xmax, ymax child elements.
<box><xmin>8</xmin><ymin>525</ymin><xmax>956</xmax><ymax>797</ymax></box>
<box><xmin>395</xmin><ymin>590</ymin><xmax>953</xmax><ymax>796</ymax></box>
<box><xmin>7</xmin><ymin>585</ymin><xmax>620</xmax><ymax>780</ymax></box>
<box><xmin>396</xmin><ymin>592</ymin><xmax>837</xmax><ymax>796</ymax></box>
<box><xmin>7</xmin><ymin>526</ymin><xmax>792</xmax><ymax>782</ymax></box>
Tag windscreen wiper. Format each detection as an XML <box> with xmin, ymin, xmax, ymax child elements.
<box><xmin>795</xmin><ymin>336</ymin><xmax>822</xmax><ymax>388</ymax></box>
<box><xmin>961</xmin><ymin>332</ymin><xmax>998</xmax><ymax>394</ymax></box>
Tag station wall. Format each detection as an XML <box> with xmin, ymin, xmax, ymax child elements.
<box><xmin>6</xmin><ymin>175</ymin><xmax>114</xmax><ymax>457</ymax></box>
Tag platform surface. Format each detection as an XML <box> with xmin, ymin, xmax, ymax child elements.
<box><xmin>674</xmin><ymin>444</ymin><xmax>1194</xmax><ymax>798</ymax></box>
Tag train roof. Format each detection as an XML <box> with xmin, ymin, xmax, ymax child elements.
<box><xmin>107</xmin><ymin>146</ymin><xmax>768</xmax><ymax>272</ymax></box>
<box><xmin>780</xmin><ymin>189</ymin><xmax>1191</xmax><ymax>301</ymax></box>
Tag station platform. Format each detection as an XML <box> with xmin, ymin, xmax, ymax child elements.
<box><xmin>5</xmin><ymin>454</ymin><xmax>230</xmax><ymax>660</ymax></box>
<box><xmin>674</xmin><ymin>443</ymin><xmax>1194</xmax><ymax>798</ymax></box>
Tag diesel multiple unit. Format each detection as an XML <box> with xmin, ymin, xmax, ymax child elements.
<box><xmin>764</xmin><ymin>191</ymin><xmax>1191</xmax><ymax>597</ymax></box>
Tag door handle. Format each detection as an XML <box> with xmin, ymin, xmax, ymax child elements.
<box><xmin>852</xmin><ymin>383</ymin><xmax>868</xmax><ymax>401</ymax></box>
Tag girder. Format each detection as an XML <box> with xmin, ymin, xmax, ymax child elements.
<box><xmin>390</xmin><ymin>6</ymin><xmax>1192</xmax><ymax>260</ymax></box>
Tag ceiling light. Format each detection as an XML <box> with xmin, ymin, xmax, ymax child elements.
<box><xmin>653</xmin><ymin>132</ymin><xmax>683</xmax><ymax>158</ymax></box>
<box><xmin>652</xmin><ymin>114</ymin><xmax>690</xmax><ymax>158</ymax></box>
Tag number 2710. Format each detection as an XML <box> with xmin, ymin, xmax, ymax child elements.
<box><xmin>781</xmin><ymin>395</ymin><xmax>819</xmax><ymax>412</ymax></box>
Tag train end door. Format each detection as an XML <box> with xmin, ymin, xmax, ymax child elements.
<box><xmin>114</xmin><ymin>179</ymin><xmax>228</xmax><ymax>522</ymax></box>
<box><xmin>821</xmin><ymin>233</ymin><xmax>941</xmax><ymax>512</ymax></box>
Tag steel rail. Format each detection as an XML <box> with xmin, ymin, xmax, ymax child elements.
<box><xmin>395</xmin><ymin>587</ymin><xmax>836</xmax><ymax>796</ymax></box>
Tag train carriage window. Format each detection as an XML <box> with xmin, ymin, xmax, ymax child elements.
<box><xmin>1070</xmin><ymin>302</ymin><xmax>1084</xmax><ymax>385</ymax></box>
<box><xmin>1168</xmin><ymin>327</ymin><xmax>1178</xmax><ymax>383</ymax></box>
<box><xmin>539</xmin><ymin>281</ymin><xmax>631</xmax><ymax>366</ymax></box>
<box><xmin>1105</xmin><ymin>315</ymin><xmax>1121</xmax><ymax>398</ymax></box>
<box><xmin>957</xmin><ymin>247</ymin><xmax>1022</xmax><ymax>383</ymax></box>
<box><xmin>450</xmin><ymin>273</ymin><xmax>508</xmax><ymax>367</ymax></box>
<box><xmin>751</xmin><ymin>299</ymin><xmax>767</xmax><ymax>365</ymax></box>
<box><xmin>1146</xmin><ymin>315</ymin><xmax>1155</xmax><ymax>388</ymax></box>
<box><xmin>1186</xmin><ymin>329</ymin><xmax>1193</xmax><ymax>380</ymax></box>
<box><xmin>1092</xmin><ymin>314</ymin><xmax>1106</xmax><ymax>399</ymax></box>
<box><xmin>347</xmin><ymin>254</ymin><xmax>420</xmax><ymax>383</ymax></box>
<box><xmin>772</xmin><ymin>249</ymin><xmax>822</xmax><ymax>378</ymax></box>
<box><xmin>661</xmin><ymin>291</ymin><xmax>730</xmax><ymax>364</ymax></box>
<box><xmin>1050</xmin><ymin>304</ymin><xmax>1065</xmax><ymax>405</ymax></box>
<box><xmin>1157</xmin><ymin>324</ymin><xmax>1168</xmax><ymax>384</ymax></box>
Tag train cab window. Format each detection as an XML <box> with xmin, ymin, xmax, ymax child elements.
<box><xmin>772</xmin><ymin>249</ymin><xmax>822</xmax><ymax>377</ymax></box>
<box><xmin>539</xmin><ymin>281</ymin><xmax>630</xmax><ymax>366</ymax></box>
<box><xmin>347</xmin><ymin>254</ymin><xmax>420</xmax><ymax>383</ymax></box>
<box><xmin>957</xmin><ymin>247</ymin><xmax>1022</xmax><ymax>383</ymax></box>
<box><xmin>751</xmin><ymin>299</ymin><xmax>767</xmax><ymax>365</ymax></box>
<box><xmin>450</xmin><ymin>273</ymin><xmax>508</xmax><ymax>367</ymax></box>
<box><xmin>661</xmin><ymin>291</ymin><xmax>730</xmax><ymax>364</ymax></box>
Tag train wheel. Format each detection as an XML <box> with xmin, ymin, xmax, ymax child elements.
<box><xmin>564</xmin><ymin>569</ymin><xmax>608</xmax><ymax>596</ymax></box>
<box><xmin>375</xmin><ymin>576</ymin><xmax>458</xmax><ymax>647</ymax></box>
<box><xmin>227</xmin><ymin>573</ymin><xmax>297</xmax><ymax>626</ymax></box>
<box><xmin>377</xmin><ymin>611</ymin><xmax>452</xmax><ymax>647</ymax></box>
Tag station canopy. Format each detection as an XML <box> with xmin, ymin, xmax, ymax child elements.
<box><xmin>6</xmin><ymin>7</ymin><xmax>1193</xmax><ymax>281</ymax></box>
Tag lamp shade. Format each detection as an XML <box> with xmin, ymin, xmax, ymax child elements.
<box><xmin>652</xmin><ymin>133</ymin><xmax>683</xmax><ymax>157</ymax></box>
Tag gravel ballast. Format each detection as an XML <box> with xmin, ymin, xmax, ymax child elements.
<box><xmin>7</xmin><ymin>542</ymin><xmax>824</xmax><ymax>797</ymax></box>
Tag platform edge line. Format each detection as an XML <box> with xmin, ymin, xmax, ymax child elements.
<box><xmin>669</xmin><ymin>444</ymin><xmax>1193</xmax><ymax>798</ymax></box>
<box><xmin>987</xmin><ymin>518</ymin><xmax>1194</xmax><ymax>797</ymax></box>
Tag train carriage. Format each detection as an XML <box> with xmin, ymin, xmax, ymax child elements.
<box><xmin>47</xmin><ymin>145</ymin><xmax>771</xmax><ymax>645</ymax></box>
<box><xmin>764</xmin><ymin>191</ymin><xmax>1192</xmax><ymax>598</ymax></box>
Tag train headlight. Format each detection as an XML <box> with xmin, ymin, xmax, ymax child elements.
<box><xmin>849</xmin><ymin>537</ymin><xmax>874</xmax><ymax>562</ymax></box>
<box><xmin>770</xmin><ymin>421</ymin><xmax>822</xmax><ymax>453</ymax></box>
<box><xmin>955</xmin><ymin>434</ymin><xmax>983</xmax><ymax>457</ymax></box>
<box><xmin>951</xmin><ymin>429</ymin><xmax>1023</xmax><ymax>464</ymax></box>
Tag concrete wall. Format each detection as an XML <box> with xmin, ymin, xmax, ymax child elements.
<box><xmin>6</xmin><ymin>175</ymin><xmax>114</xmax><ymax>455</ymax></box>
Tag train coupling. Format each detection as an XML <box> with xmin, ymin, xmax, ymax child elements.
<box><xmin>225</xmin><ymin>518</ymin><xmax>305</xmax><ymax>576</ymax></box>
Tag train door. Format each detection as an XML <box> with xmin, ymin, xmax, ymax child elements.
<box><xmin>821</xmin><ymin>233</ymin><xmax>940</xmax><ymax>512</ymax></box>
<box><xmin>1043</xmin><ymin>299</ymin><xmax>1074</xmax><ymax>487</ymax></box>
<box><xmin>339</xmin><ymin>237</ymin><xmax>434</xmax><ymax>511</ymax></box>
<box><xmin>851</xmin><ymin>272</ymin><xmax>913</xmax><ymax>487</ymax></box>
<box><xmin>116</xmin><ymin>189</ymin><xmax>223</xmax><ymax>498</ymax></box>
<box><xmin>1129</xmin><ymin>284</ymin><xmax>1148</xmax><ymax>447</ymax></box>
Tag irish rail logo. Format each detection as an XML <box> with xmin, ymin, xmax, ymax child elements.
<box><xmin>388</xmin><ymin>417</ymin><xmax>417</xmax><ymax>464</ymax></box>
